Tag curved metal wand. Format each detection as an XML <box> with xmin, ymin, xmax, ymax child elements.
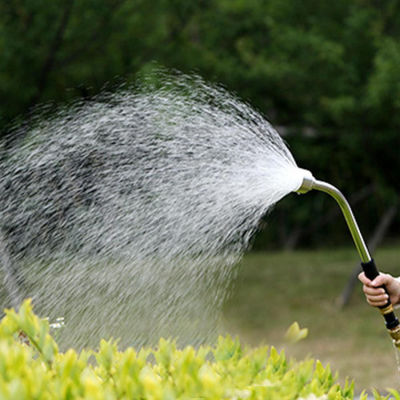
<box><xmin>296</xmin><ymin>169</ymin><xmax>400</xmax><ymax>348</ymax></box>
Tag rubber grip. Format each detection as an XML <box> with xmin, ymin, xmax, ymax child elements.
<box><xmin>361</xmin><ymin>259</ymin><xmax>379</xmax><ymax>281</ymax></box>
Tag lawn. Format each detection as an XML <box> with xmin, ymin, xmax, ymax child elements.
<box><xmin>223</xmin><ymin>245</ymin><xmax>400</xmax><ymax>393</ymax></box>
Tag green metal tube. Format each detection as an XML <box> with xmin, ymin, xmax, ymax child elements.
<box><xmin>311</xmin><ymin>180</ymin><xmax>371</xmax><ymax>263</ymax></box>
<box><xmin>295</xmin><ymin>170</ymin><xmax>370</xmax><ymax>263</ymax></box>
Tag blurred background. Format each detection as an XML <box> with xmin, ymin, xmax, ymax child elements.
<box><xmin>1</xmin><ymin>0</ymin><xmax>400</xmax><ymax>392</ymax></box>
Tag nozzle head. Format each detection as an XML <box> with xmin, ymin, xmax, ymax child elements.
<box><xmin>295</xmin><ymin>168</ymin><xmax>316</xmax><ymax>194</ymax></box>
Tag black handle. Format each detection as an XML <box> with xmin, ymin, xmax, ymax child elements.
<box><xmin>362</xmin><ymin>258</ymin><xmax>390</xmax><ymax>306</ymax></box>
<box><xmin>361</xmin><ymin>259</ymin><xmax>399</xmax><ymax>330</ymax></box>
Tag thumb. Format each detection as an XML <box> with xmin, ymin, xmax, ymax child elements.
<box><xmin>371</xmin><ymin>274</ymin><xmax>390</xmax><ymax>287</ymax></box>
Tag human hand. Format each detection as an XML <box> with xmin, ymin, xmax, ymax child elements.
<box><xmin>358</xmin><ymin>272</ymin><xmax>400</xmax><ymax>307</ymax></box>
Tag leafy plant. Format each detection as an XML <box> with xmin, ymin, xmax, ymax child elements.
<box><xmin>0</xmin><ymin>299</ymin><xmax>370</xmax><ymax>399</ymax></box>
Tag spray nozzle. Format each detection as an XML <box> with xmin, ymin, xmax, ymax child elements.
<box><xmin>294</xmin><ymin>168</ymin><xmax>316</xmax><ymax>194</ymax></box>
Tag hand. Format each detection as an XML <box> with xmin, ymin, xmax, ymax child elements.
<box><xmin>358</xmin><ymin>272</ymin><xmax>400</xmax><ymax>307</ymax></box>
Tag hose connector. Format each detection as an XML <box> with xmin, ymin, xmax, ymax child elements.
<box><xmin>389</xmin><ymin>325</ymin><xmax>400</xmax><ymax>349</ymax></box>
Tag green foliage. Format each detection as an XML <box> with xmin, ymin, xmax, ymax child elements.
<box><xmin>0</xmin><ymin>299</ymin><xmax>361</xmax><ymax>399</ymax></box>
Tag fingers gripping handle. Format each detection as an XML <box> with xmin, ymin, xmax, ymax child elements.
<box><xmin>362</xmin><ymin>260</ymin><xmax>400</xmax><ymax>339</ymax></box>
<box><xmin>362</xmin><ymin>259</ymin><xmax>391</xmax><ymax>308</ymax></box>
<box><xmin>362</xmin><ymin>260</ymin><xmax>400</xmax><ymax>347</ymax></box>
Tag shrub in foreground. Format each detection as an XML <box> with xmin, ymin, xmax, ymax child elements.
<box><xmin>0</xmin><ymin>299</ymin><xmax>386</xmax><ymax>399</ymax></box>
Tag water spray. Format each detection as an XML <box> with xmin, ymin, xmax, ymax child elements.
<box><xmin>295</xmin><ymin>168</ymin><xmax>400</xmax><ymax>349</ymax></box>
<box><xmin>1</xmin><ymin>70</ymin><xmax>397</xmax><ymax>349</ymax></box>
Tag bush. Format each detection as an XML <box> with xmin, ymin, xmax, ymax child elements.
<box><xmin>0</xmin><ymin>299</ymin><xmax>381</xmax><ymax>399</ymax></box>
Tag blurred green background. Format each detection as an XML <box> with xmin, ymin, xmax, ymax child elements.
<box><xmin>1</xmin><ymin>0</ymin><xmax>400</xmax><ymax>392</ymax></box>
<box><xmin>1</xmin><ymin>0</ymin><xmax>399</xmax><ymax>248</ymax></box>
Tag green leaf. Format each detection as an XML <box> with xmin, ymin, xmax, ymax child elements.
<box><xmin>284</xmin><ymin>322</ymin><xmax>308</xmax><ymax>344</ymax></box>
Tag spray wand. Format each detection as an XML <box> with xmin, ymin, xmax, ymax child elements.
<box><xmin>296</xmin><ymin>169</ymin><xmax>400</xmax><ymax>349</ymax></box>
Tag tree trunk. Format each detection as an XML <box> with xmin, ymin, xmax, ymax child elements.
<box><xmin>283</xmin><ymin>225</ymin><xmax>303</xmax><ymax>251</ymax></box>
<box><xmin>28</xmin><ymin>0</ymin><xmax>75</xmax><ymax>107</ymax></box>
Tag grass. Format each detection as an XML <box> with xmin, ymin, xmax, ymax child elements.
<box><xmin>222</xmin><ymin>245</ymin><xmax>400</xmax><ymax>393</ymax></box>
